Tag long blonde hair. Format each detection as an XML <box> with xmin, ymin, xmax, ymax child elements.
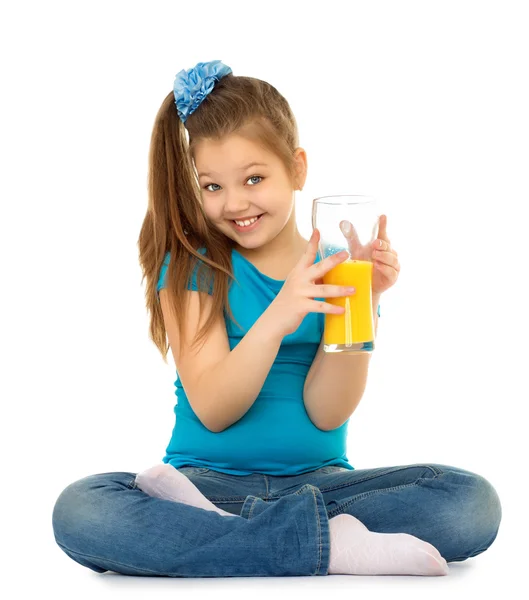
<box><xmin>137</xmin><ymin>73</ymin><xmax>300</xmax><ymax>362</ymax></box>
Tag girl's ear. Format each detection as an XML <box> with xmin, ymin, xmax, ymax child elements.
<box><xmin>293</xmin><ymin>147</ymin><xmax>308</xmax><ymax>190</ymax></box>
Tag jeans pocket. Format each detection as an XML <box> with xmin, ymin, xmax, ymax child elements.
<box><xmin>177</xmin><ymin>467</ymin><xmax>211</xmax><ymax>476</ymax></box>
<box><xmin>317</xmin><ymin>466</ymin><xmax>350</xmax><ymax>474</ymax></box>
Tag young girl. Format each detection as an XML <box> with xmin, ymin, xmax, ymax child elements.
<box><xmin>52</xmin><ymin>60</ymin><xmax>502</xmax><ymax>578</ymax></box>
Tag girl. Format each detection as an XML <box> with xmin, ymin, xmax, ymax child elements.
<box><xmin>52</xmin><ymin>60</ymin><xmax>502</xmax><ymax>578</ymax></box>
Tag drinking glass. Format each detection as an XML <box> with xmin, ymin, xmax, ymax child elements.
<box><xmin>312</xmin><ymin>195</ymin><xmax>380</xmax><ymax>354</ymax></box>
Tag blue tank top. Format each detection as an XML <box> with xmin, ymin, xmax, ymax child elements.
<box><xmin>156</xmin><ymin>247</ymin><xmax>355</xmax><ymax>475</ymax></box>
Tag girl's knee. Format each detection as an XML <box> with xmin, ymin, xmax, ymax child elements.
<box><xmin>52</xmin><ymin>472</ymin><xmax>136</xmax><ymax>539</ymax></box>
<box><xmin>448</xmin><ymin>468</ymin><xmax>501</xmax><ymax>528</ymax></box>
<box><xmin>52</xmin><ymin>476</ymin><xmax>93</xmax><ymax>539</ymax></box>
<box><xmin>440</xmin><ymin>467</ymin><xmax>502</xmax><ymax>556</ymax></box>
<box><xmin>470</xmin><ymin>471</ymin><xmax>502</xmax><ymax>536</ymax></box>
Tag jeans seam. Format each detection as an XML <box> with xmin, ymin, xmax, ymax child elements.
<box><xmin>326</xmin><ymin>481</ymin><xmax>422</xmax><ymax>519</ymax></box>
<box><xmin>309</xmin><ymin>485</ymin><xmax>323</xmax><ymax>575</ymax></box>
<box><xmin>308</xmin><ymin>464</ymin><xmax>444</xmax><ymax>497</ymax></box>
<box><xmin>264</xmin><ymin>474</ymin><xmax>271</xmax><ymax>499</ymax></box>
<box><xmin>247</xmin><ymin>496</ymin><xmax>259</xmax><ymax>519</ymax></box>
<box><xmin>56</xmin><ymin>541</ymin><xmax>159</xmax><ymax>576</ymax></box>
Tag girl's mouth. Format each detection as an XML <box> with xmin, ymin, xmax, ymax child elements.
<box><xmin>230</xmin><ymin>213</ymin><xmax>265</xmax><ymax>233</ymax></box>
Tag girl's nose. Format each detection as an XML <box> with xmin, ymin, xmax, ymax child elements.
<box><xmin>224</xmin><ymin>192</ymin><xmax>251</xmax><ymax>216</ymax></box>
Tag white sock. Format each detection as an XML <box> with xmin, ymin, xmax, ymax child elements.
<box><xmin>328</xmin><ymin>514</ymin><xmax>449</xmax><ymax>576</ymax></box>
<box><xmin>135</xmin><ymin>464</ymin><xmax>239</xmax><ymax>517</ymax></box>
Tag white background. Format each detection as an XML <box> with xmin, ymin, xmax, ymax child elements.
<box><xmin>2</xmin><ymin>0</ymin><xmax>527</xmax><ymax>595</ymax></box>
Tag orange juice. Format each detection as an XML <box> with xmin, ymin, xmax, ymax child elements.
<box><xmin>322</xmin><ymin>259</ymin><xmax>374</xmax><ymax>346</ymax></box>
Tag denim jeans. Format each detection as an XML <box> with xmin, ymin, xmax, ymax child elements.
<box><xmin>52</xmin><ymin>462</ymin><xmax>502</xmax><ymax>578</ymax></box>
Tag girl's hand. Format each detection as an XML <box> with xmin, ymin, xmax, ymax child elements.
<box><xmin>339</xmin><ymin>214</ymin><xmax>400</xmax><ymax>295</ymax></box>
<box><xmin>267</xmin><ymin>228</ymin><xmax>356</xmax><ymax>338</ymax></box>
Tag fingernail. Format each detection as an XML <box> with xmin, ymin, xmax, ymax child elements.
<box><xmin>341</xmin><ymin>221</ymin><xmax>352</xmax><ymax>235</ymax></box>
<box><xmin>346</xmin><ymin>287</ymin><xmax>356</xmax><ymax>293</ymax></box>
<box><xmin>379</xmin><ymin>240</ymin><xmax>383</xmax><ymax>248</ymax></box>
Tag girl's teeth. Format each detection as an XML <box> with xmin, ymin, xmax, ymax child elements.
<box><xmin>235</xmin><ymin>216</ymin><xmax>259</xmax><ymax>227</ymax></box>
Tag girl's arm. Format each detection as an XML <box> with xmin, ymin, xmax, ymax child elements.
<box><xmin>303</xmin><ymin>293</ymin><xmax>381</xmax><ymax>431</ymax></box>
<box><xmin>160</xmin><ymin>289</ymin><xmax>284</xmax><ymax>433</ymax></box>
<box><xmin>194</xmin><ymin>309</ymin><xmax>284</xmax><ymax>432</ymax></box>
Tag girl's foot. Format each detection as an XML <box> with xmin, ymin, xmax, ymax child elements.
<box><xmin>328</xmin><ymin>514</ymin><xmax>449</xmax><ymax>576</ymax></box>
<box><xmin>135</xmin><ymin>464</ymin><xmax>238</xmax><ymax>517</ymax></box>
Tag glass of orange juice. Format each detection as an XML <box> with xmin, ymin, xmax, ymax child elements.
<box><xmin>312</xmin><ymin>195</ymin><xmax>380</xmax><ymax>354</ymax></box>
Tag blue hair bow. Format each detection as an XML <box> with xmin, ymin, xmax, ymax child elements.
<box><xmin>173</xmin><ymin>60</ymin><xmax>232</xmax><ymax>123</ymax></box>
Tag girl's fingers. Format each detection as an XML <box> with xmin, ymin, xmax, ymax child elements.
<box><xmin>373</xmin><ymin>251</ymin><xmax>400</xmax><ymax>269</ymax></box>
<box><xmin>307</xmin><ymin>298</ymin><xmax>346</xmax><ymax>315</ymax></box>
<box><xmin>310</xmin><ymin>249</ymin><xmax>348</xmax><ymax>279</ymax></box>
<box><xmin>303</xmin><ymin>228</ymin><xmax>319</xmax><ymax>267</ymax></box>
<box><xmin>374</xmin><ymin>260</ymin><xmax>400</xmax><ymax>275</ymax></box>
<box><xmin>312</xmin><ymin>284</ymin><xmax>356</xmax><ymax>298</ymax></box>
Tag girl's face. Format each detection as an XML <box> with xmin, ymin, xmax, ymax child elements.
<box><xmin>193</xmin><ymin>133</ymin><xmax>306</xmax><ymax>252</ymax></box>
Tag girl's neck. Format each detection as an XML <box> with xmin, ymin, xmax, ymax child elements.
<box><xmin>235</xmin><ymin>230</ymin><xmax>307</xmax><ymax>264</ymax></box>
<box><xmin>234</xmin><ymin>224</ymin><xmax>309</xmax><ymax>281</ymax></box>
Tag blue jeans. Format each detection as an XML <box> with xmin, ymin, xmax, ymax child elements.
<box><xmin>52</xmin><ymin>462</ymin><xmax>502</xmax><ymax>577</ymax></box>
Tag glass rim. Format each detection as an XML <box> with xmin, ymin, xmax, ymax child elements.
<box><xmin>312</xmin><ymin>194</ymin><xmax>375</xmax><ymax>205</ymax></box>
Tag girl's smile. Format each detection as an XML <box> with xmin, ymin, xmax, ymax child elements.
<box><xmin>230</xmin><ymin>213</ymin><xmax>265</xmax><ymax>233</ymax></box>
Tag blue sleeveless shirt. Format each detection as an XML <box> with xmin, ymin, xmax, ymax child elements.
<box><xmin>156</xmin><ymin>247</ymin><xmax>355</xmax><ymax>476</ymax></box>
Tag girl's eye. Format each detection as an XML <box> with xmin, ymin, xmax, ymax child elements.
<box><xmin>203</xmin><ymin>175</ymin><xmax>263</xmax><ymax>192</ymax></box>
